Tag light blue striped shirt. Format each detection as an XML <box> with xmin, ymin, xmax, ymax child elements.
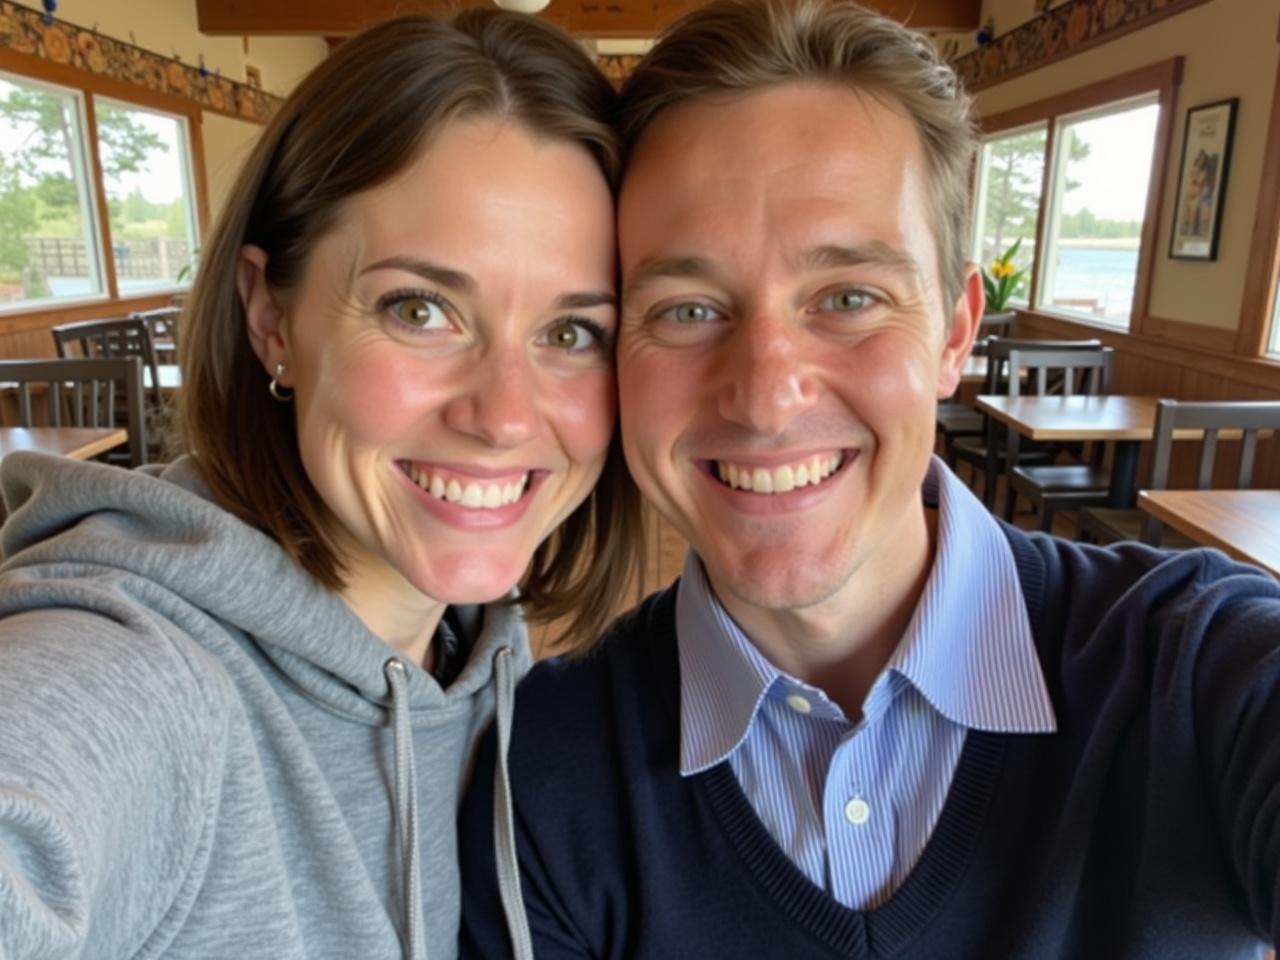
<box><xmin>677</xmin><ymin>457</ymin><xmax>1057</xmax><ymax>909</ymax></box>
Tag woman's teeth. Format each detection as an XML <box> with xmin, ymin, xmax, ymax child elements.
<box><xmin>404</xmin><ymin>464</ymin><xmax>528</xmax><ymax>509</ymax></box>
<box><xmin>715</xmin><ymin>454</ymin><xmax>842</xmax><ymax>494</ymax></box>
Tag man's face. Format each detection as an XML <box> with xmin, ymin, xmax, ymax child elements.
<box><xmin>618</xmin><ymin>83</ymin><xmax>978</xmax><ymax>624</ymax></box>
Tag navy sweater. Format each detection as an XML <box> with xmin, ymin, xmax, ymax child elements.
<box><xmin>460</xmin><ymin>530</ymin><xmax>1280</xmax><ymax>958</ymax></box>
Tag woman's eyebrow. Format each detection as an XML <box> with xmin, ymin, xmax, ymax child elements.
<box><xmin>359</xmin><ymin>256</ymin><xmax>475</xmax><ymax>293</ymax></box>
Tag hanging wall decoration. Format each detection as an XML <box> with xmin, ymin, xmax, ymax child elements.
<box><xmin>0</xmin><ymin>0</ymin><xmax>282</xmax><ymax>124</ymax></box>
<box><xmin>1169</xmin><ymin>98</ymin><xmax>1238</xmax><ymax>261</ymax></box>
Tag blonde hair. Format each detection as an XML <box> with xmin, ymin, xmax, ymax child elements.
<box><xmin>180</xmin><ymin>9</ymin><xmax>643</xmax><ymax>646</ymax></box>
<box><xmin>618</xmin><ymin>0</ymin><xmax>976</xmax><ymax>305</ymax></box>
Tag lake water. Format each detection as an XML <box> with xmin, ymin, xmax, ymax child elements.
<box><xmin>1041</xmin><ymin>246</ymin><xmax>1138</xmax><ymax>321</ymax></box>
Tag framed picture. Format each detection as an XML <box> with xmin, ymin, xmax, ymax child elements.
<box><xmin>1169</xmin><ymin>98</ymin><xmax>1238</xmax><ymax>261</ymax></box>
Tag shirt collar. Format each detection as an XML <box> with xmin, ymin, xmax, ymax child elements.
<box><xmin>676</xmin><ymin>456</ymin><xmax>1057</xmax><ymax>777</ymax></box>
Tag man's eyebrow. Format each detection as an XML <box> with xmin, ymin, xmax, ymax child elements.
<box><xmin>799</xmin><ymin>242</ymin><xmax>923</xmax><ymax>279</ymax></box>
<box><xmin>622</xmin><ymin>256</ymin><xmax>718</xmax><ymax>303</ymax></box>
<box><xmin>359</xmin><ymin>256</ymin><xmax>475</xmax><ymax>293</ymax></box>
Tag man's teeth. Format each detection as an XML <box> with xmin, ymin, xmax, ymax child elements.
<box><xmin>405</xmin><ymin>465</ymin><xmax>528</xmax><ymax>509</ymax></box>
<box><xmin>716</xmin><ymin>454</ymin><xmax>842</xmax><ymax>494</ymax></box>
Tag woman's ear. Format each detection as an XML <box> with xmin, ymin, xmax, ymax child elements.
<box><xmin>238</xmin><ymin>244</ymin><xmax>289</xmax><ymax>380</ymax></box>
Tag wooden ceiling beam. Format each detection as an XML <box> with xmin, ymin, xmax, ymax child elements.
<box><xmin>196</xmin><ymin>0</ymin><xmax>981</xmax><ymax>39</ymax></box>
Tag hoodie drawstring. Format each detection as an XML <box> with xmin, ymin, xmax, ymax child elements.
<box><xmin>385</xmin><ymin>659</ymin><xmax>426</xmax><ymax>960</ymax></box>
<box><xmin>492</xmin><ymin>646</ymin><xmax>534</xmax><ymax>960</ymax></box>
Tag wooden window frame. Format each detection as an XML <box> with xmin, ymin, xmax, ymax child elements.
<box><xmin>1236</xmin><ymin>18</ymin><xmax>1280</xmax><ymax>359</ymax></box>
<box><xmin>0</xmin><ymin>45</ymin><xmax>209</xmax><ymax>332</ymax></box>
<box><xmin>978</xmin><ymin>57</ymin><xmax>1183</xmax><ymax>339</ymax></box>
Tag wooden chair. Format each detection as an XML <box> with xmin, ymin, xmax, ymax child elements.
<box><xmin>950</xmin><ymin>337</ymin><xmax>1102</xmax><ymax>506</ymax></box>
<box><xmin>0</xmin><ymin>357</ymin><xmax>147</xmax><ymax>467</ymax></box>
<box><xmin>1002</xmin><ymin>347</ymin><xmax>1115</xmax><ymax>531</ymax></box>
<box><xmin>129</xmin><ymin>306</ymin><xmax>182</xmax><ymax>359</ymax></box>
<box><xmin>1079</xmin><ymin>399</ymin><xmax>1280</xmax><ymax>547</ymax></box>
<box><xmin>52</xmin><ymin>317</ymin><xmax>162</xmax><ymax>409</ymax></box>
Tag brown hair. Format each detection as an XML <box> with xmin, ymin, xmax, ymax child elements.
<box><xmin>617</xmin><ymin>0</ymin><xmax>977</xmax><ymax>306</ymax></box>
<box><xmin>179</xmin><ymin>8</ymin><xmax>643</xmax><ymax>646</ymax></box>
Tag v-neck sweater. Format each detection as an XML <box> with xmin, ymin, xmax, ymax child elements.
<box><xmin>460</xmin><ymin>524</ymin><xmax>1280</xmax><ymax>959</ymax></box>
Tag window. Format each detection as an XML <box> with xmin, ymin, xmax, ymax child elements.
<box><xmin>96</xmin><ymin>99</ymin><xmax>199</xmax><ymax>294</ymax></box>
<box><xmin>1037</xmin><ymin>96</ymin><xmax>1159</xmax><ymax>326</ymax></box>
<box><xmin>973</xmin><ymin>60</ymin><xmax>1179</xmax><ymax>334</ymax></box>
<box><xmin>0</xmin><ymin>70</ymin><xmax>198</xmax><ymax>313</ymax></box>
<box><xmin>971</xmin><ymin>123</ymin><xmax>1046</xmax><ymax>307</ymax></box>
<box><xmin>0</xmin><ymin>72</ymin><xmax>103</xmax><ymax>308</ymax></box>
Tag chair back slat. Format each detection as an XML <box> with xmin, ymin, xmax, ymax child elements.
<box><xmin>1197</xmin><ymin>430</ymin><xmax>1219</xmax><ymax>488</ymax></box>
<box><xmin>51</xmin><ymin>317</ymin><xmax>162</xmax><ymax>409</ymax></box>
<box><xmin>1237</xmin><ymin>432</ymin><xmax>1258</xmax><ymax>488</ymax></box>
<box><xmin>0</xmin><ymin>357</ymin><xmax>147</xmax><ymax>466</ymax></box>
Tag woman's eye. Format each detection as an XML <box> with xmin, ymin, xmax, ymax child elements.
<box><xmin>822</xmin><ymin>289</ymin><xmax>876</xmax><ymax>312</ymax></box>
<box><xmin>545</xmin><ymin>318</ymin><xmax>606</xmax><ymax>353</ymax></box>
<box><xmin>387</xmin><ymin>295</ymin><xmax>451</xmax><ymax>331</ymax></box>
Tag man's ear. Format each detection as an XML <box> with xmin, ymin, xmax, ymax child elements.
<box><xmin>937</xmin><ymin>262</ymin><xmax>985</xmax><ymax>400</ymax></box>
<box><xmin>237</xmin><ymin>244</ymin><xmax>290</xmax><ymax>383</ymax></box>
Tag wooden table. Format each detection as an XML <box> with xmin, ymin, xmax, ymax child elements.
<box><xmin>1138</xmin><ymin>490</ymin><xmax>1280</xmax><ymax>577</ymax></box>
<box><xmin>0</xmin><ymin>426</ymin><xmax>128</xmax><ymax>463</ymax></box>
<box><xmin>975</xmin><ymin>395</ymin><xmax>1170</xmax><ymax>509</ymax></box>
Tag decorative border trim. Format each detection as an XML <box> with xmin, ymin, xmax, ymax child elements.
<box><xmin>953</xmin><ymin>0</ymin><xmax>1211</xmax><ymax>92</ymax></box>
<box><xmin>0</xmin><ymin>0</ymin><xmax>281</xmax><ymax>123</ymax></box>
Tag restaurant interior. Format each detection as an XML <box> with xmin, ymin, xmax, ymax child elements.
<box><xmin>0</xmin><ymin>0</ymin><xmax>1276</xmax><ymax>608</ymax></box>
<box><xmin>0</xmin><ymin>0</ymin><xmax>1275</xmax><ymax>952</ymax></box>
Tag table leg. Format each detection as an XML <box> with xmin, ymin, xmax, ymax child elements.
<box><xmin>1109</xmin><ymin>440</ymin><xmax>1140</xmax><ymax>508</ymax></box>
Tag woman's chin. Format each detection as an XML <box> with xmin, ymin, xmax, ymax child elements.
<box><xmin>407</xmin><ymin>553</ymin><xmax>527</xmax><ymax>607</ymax></box>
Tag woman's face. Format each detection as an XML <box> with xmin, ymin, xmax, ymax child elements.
<box><xmin>268</xmin><ymin>117</ymin><xmax>617</xmax><ymax>607</ymax></box>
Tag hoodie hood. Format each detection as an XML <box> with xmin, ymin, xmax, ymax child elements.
<box><xmin>1</xmin><ymin>451</ymin><xmax>531</xmax><ymax>718</ymax></box>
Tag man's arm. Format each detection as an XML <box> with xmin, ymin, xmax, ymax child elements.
<box><xmin>1188</xmin><ymin>567</ymin><xmax>1280</xmax><ymax>946</ymax></box>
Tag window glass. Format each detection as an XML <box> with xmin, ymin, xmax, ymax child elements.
<box><xmin>94</xmin><ymin>99</ymin><xmax>197</xmax><ymax>293</ymax></box>
<box><xmin>972</xmin><ymin>123</ymin><xmax>1046</xmax><ymax>306</ymax></box>
<box><xmin>0</xmin><ymin>72</ymin><xmax>103</xmax><ymax>309</ymax></box>
<box><xmin>1037</xmin><ymin>96</ymin><xmax>1159</xmax><ymax>325</ymax></box>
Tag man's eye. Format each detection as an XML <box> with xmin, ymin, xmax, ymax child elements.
<box><xmin>385</xmin><ymin>295</ymin><xmax>451</xmax><ymax>331</ymax></box>
<box><xmin>660</xmin><ymin>302</ymin><xmax>721</xmax><ymax>324</ymax></box>
<box><xmin>822</xmin><ymin>289</ymin><xmax>876</xmax><ymax>312</ymax></box>
<box><xmin>545</xmin><ymin>318</ymin><xmax>606</xmax><ymax>353</ymax></box>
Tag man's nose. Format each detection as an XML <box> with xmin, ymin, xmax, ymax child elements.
<box><xmin>714</xmin><ymin>313</ymin><xmax>818</xmax><ymax>435</ymax></box>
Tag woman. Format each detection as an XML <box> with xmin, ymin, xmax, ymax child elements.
<box><xmin>0</xmin><ymin>10</ymin><xmax>640</xmax><ymax>959</ymax></box>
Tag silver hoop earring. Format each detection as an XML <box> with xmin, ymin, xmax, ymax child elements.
<box><xmin>268</xmin><ymin>362</ymin><xmax>294</xmax><ymax>402</ymax></box>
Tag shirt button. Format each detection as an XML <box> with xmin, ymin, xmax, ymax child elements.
<box><xmin>844</xmin><ymin>797</ymin><xmax>871</xmax><ymax>825</ymax></box>
<box><xmin>784</xmin><ymin>693</ymin><xmax>812</xmax><ymax>714</ymax></box>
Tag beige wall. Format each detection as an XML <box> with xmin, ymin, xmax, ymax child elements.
<box><xmin>203</xmin><ymin>112</ymin><xmax>265</xmax><ymax>225</ymax></box>
<box><xmin>972</xmin><ymin>0</ymin><xmax>1278</xmax><ymax>334</ymax></box>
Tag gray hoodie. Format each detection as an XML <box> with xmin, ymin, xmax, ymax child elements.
<box><xmin>0</xmin><ymin>452</ymin><xmax>533</xmax><ymax>960</ymax></box>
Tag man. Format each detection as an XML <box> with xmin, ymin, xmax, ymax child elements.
<box><xmin>460</xmin><ymin>1</ymin><xmax>1280</xmax><ymax>956</ymax></box>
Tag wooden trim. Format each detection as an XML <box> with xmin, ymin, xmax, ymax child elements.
<box><xmin>0</xmin><ymin>46</ymin><xmax>201</xmax><ymax>122</ymax></box>
<box><xmin>82</xmin><ymin>91</ymin><xmax>119</xmax><ymax>301</ymax></box>
<box><xmin>1130</xmin><ymin>69</ymin><xmax>1182</xmax><ymax>334</ymax></box>
<box><xmin>1015</xmin><ymin>308</ymin><xmax>1280</xmax><ymax>393</ymax></box>
<box><xmin>187</xmin><ymin>112</ymin><xmax>212</xmax><ymax>239</ymax></box>
<box><xmin>1026</xmin><ymin>120</ymin><xmax>1056</xmax><ymax>309</ymax></box>
<box><xmin>956</xmin><ymin>0</ymin><xmax>1208</xmax><ymax>94</ymax></box>
<box><xmin>980</xmin><ymin>58</ymin><xmax>1183</xmax><ymax>137</ymax></box>
<box><xmin>1236</xmin><ymin>44</ymin><xmax>1280</xmax><ymax>356</ymax></box>
<box><xmin>1141</xmin><ymin>314</ymin><xmax>1238</xmax><ymax>352</ymax></box>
